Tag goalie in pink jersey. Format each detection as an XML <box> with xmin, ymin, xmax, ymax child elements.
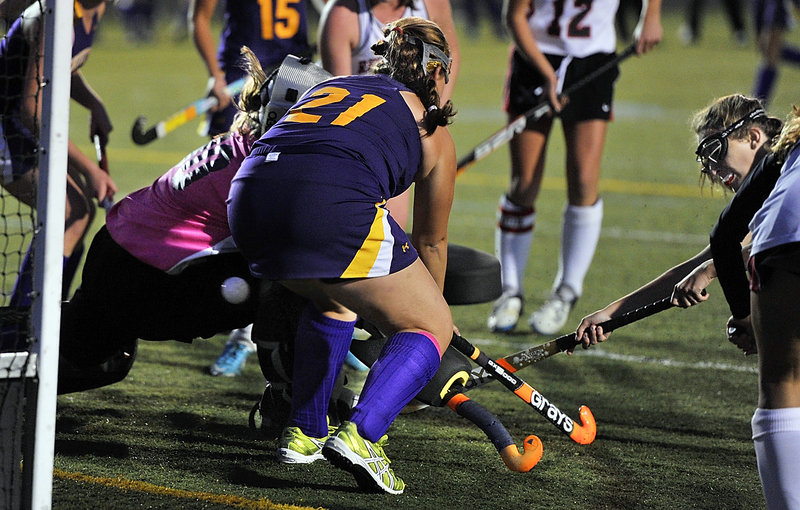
<box><xmin>58</xmin><ymin>47</ymin><xmax>278</xmax><ymax>393</ymax></box>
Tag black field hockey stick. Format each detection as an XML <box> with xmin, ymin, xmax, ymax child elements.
<box><xmin>450</xmin><ymin>334</ymin><xmax>597</xmax><ymax>445</ymax></box>
<box><xmin>445</xmin><ymin>392</ymin><xmax>543</xmax><ymax>472</ymax></box>
<box><xmin>131</xmin><ymin>77</ymin><xmax>246</xmax><ymax>145</ymax></box>
<box><xmin>456</xmin><ymin>43</ymin><xmax>637</xmax><ymax>175</ymax></box>
<box><xmin>466</xmin><ymin>297</ymin><xmax>675</xmax><ymax>390</ymax></box>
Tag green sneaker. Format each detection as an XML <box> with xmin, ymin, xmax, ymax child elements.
<box><xmin>322</xmin><ymin>421</ymin><xmax>405</xmax><ymax>494</ymax></box>
<box><xmin>277</xmin><ymin>426</ymin><xmax>330</xmax><ymax>464</ymax></box>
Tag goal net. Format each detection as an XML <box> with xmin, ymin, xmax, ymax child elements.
<box><xmin>0</xmin><ymin>1</ymin><xmax>71</xmax><ymax>508</ymax></box>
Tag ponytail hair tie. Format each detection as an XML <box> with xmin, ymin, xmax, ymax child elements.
<box><xmin>392</xmin><ymin>26</ymin><xmax>404</xmax><ymax>36</ymax></box>
<box><xmin>427</xmin><ymin>105</ymin><xmax>439</xmax><ymax>112</ymax></box>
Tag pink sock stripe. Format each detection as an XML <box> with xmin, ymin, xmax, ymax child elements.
<box><xmin>415</xmin><ymin>331</ymin><xmax>442</xmax><ymax>358</ymax></box>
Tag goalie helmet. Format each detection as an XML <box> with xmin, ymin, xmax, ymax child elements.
<box><xmin>259</xmin><ymin>54</ymin><xmax>333</xmax><ymax>130</ymax></box>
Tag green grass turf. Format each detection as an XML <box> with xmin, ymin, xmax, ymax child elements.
<box><xmin>50</xmin><ymin>7</ymin><xmax>799</xmax><ymax>509</ymax></box>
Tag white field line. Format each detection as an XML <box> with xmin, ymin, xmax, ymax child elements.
<box><xmin>470</xmin><ymin>337</ymin><xmax>758</xmax><ymax>374</ymax></box>
<box><xmin>601</xmin><ymin>226</ymin><xmax>708</xmax><ymax>245</ymax></box>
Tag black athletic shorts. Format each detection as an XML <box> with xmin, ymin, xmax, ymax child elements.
<box><xmin>504</xmin><ymin>50</ymin><xmax>620</xmax><ymax>126</ymax></box>
<box><xmin>749</xmin><ymin>241</ymin><xmax>800</xmax><ymax>292</ymax></box>
<box><xmin>60</xmin><ymin>226</ymin><xmax>260</xmax><ymax>366</ymax></box>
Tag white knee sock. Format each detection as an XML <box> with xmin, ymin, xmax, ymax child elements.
<box><xmin>495</xmin><ymin>195</ymin><xmax>535</xmax><ymax>297</ymax></box>
<box><xmin>553</xmin><ymin>198</ymin><xmax>603</xmax><ymax>298</ymax></box>
<box><xmin>752</xmin><ymin>407</ymin><xmax>800</xmax><ymax>510</ymax></box>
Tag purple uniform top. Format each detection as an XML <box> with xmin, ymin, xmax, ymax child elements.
<box><xmin>218</xmin><ymin>0</ymin><xmax>311</xmax><ymax>79</ymax></box>
<box><xmin>228</xmin><ymin>74</ymin><xmax>425</xmax><ymax>280</ymax></box>
<box><xmin>210</xmin><ymin>0</ymin><xmax>312</xmax><ymax>135</ymax></box>
<box><xmin>251</xmin><ymin>74</ymin><xmax>422</xmax><ymax>198</ymax></box>
<box><xmin>0</xmin><ymin>4</ymin><xmax>101</xmax><ymax>180</ymax></box>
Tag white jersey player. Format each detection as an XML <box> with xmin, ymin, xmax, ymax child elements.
<box><xmin>487</xmin><ymin>0</ymin><xmax>662</xmax><ymax>336</ymax></box>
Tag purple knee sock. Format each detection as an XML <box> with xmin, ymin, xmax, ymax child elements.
<box><xmin>11</xmin><ymin>243</ymin><xmax>83</xmax><ymax>306</ymax></box>
<box><xmin>288</xmin><ymin>304</ymin><xmax>355</xmax><ymax>438</ymax></box>
<box><xmin>752</xmin><ymin>64</ymin><xmax>777</xmax><ymax>105</ymax></box>
<box><xmin>781</xmin><ymin>45</ymin><xmax>800</xmax><ymax>65</ymax></box>
<box><xmin>10</xmin><ymin>247</ymin><xmax>33</xmax><ymax>307</ymax></box>
<box><xmin>350</xmin><ymin>331</ymin><xmax>442</xmax><ymax>442</ymax></box>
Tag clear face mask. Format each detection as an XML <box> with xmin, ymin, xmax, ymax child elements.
<box><xmin>695</xmin><ymin>109</ymin><xmax>766</xmax><ymax>178</ymax></box>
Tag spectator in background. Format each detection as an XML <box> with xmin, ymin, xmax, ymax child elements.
<box><xmin>116</xmin><ymin>0</ymin><xmax>155</xmax><ymax>43</ymax></box>
<box><xmin>457</xmin><ymin>0</ymin><xmax>504</xmax><ymax>39</ymax></box>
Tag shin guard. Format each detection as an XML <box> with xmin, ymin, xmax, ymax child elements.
<box><xmin>495</xmin><ymin>195</ymin><xmax>535</xmax><ymax>296</ymax></box>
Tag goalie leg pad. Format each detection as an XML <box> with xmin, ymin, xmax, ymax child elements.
<box><xmin>57</xmin><ymin>339</ymin><xmax>138</xmax><ymax>395</ymax></box>
<box><xmin>444</xmin><ymin>244</ymin><xmax>503</xmax><ymax>305</ymax></box>
<box><xmin>414</xmin><ymin>344</ymin><xmax>472</xmax><ymax>407</ymax></box>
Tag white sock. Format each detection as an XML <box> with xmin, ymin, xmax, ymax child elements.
<box><xmin>553</xmin><ymin>198</ymin><xmax>603</xmax><ymax>298</ymax></box>
<box><xmin>495</xmin><ymin>195</ymin><xmax>535</xmax><ymax>297</ymax></box>
<box><xmin>752</xmin><ymin>407</ymin><xmax>800</xmax><ymax>510</ymax></box>
<box><xmin>228</xmin><ymin>324</ymin><xmax>256</xmax><ymax>351</ymax></box>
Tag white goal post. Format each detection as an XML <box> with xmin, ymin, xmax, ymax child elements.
<box><xmin>29</xmin><ymin>0</ymin><xmax>71</xmax><ymax>507</ymax></box>
<box><xmin>0</xmin><ymin>1</ymin><xmax>71</xmax><ymax>508</ymax></box>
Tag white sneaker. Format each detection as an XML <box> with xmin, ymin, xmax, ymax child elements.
<box><xmin>529</xmin><ymin>293</ymin><xmax>576</xmax><ymax>336</ymax></box>
<box><xmin>487</xmin><ymin>294</ymin><xmax>523</xmax><ymax>333</ymax></box>
<box><xmin>677</xmin><ymin>23</ymin><xmax>696</xmax><ymax>46</ymax></box>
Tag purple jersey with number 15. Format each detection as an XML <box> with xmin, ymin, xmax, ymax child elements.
<box><xmin>218</xmin><ymin>0</ymin><xmax>311</xmax><ymax>75</ymax></box>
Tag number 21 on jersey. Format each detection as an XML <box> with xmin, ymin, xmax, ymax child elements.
<box><xmin>285</xmin><ymin>87</ymin><xmax>386</xmax><ymax>126</ymax></box>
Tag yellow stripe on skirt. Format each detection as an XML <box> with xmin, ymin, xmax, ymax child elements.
<box><xmin>341</xmin><ymin>200</ymin><xmax>395</xmax><ymax>278</ymax></box>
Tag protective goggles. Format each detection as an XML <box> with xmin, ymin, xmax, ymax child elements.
<box><xmin>695</xmin><ymin>108</ymin><xmax>766</xmax><ymax>173</ymax></box>
<box><xmin>405</xmin><ymin>34</ymin><xmax>451</xmax><ymax>84</ymax></box>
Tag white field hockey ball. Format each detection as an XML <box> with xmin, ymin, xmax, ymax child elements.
<box><xmin>221</xmin><ymin>277</ymin><xmax>250</xmax><ymax>304</ymax></box>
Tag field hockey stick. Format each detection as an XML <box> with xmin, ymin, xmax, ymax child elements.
<box><xmin>445</xmin><ymin>391</ymin><xmax>543</xmax><ymax>472</ymax></box>
<box><xmin>466</xmin><ymin>297</ymin><xmax>675</xmax><ymax>390</ymax></box>
<box><xmin>450</xmin><ymin>334</ymin><xmax>596</xmax><ymax>445</ymax></box>
<box><xmin>131</xmin><ymin>77</ymin><xmax>246</xmax><ymax>145</ymax></box>
<box><xmin>456</xmin><ymin>43</ymin><xmax>637</xmax><ymax>175</ymax></box>
<box><xmin>93</xmin><ymin>134</ymin><xmax>113</xmax><ymax>210</ymax></box>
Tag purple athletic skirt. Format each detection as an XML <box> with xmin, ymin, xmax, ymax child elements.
<box><xmin>228</xmin><ymin>150</ymin><xmax>418</xmax><ymax>280</ymax></box>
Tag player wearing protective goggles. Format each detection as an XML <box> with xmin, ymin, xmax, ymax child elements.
<box><xmin>695</xmin><ymin>108</ymin><xmax>767</xmax><ymax>187</ymax></box>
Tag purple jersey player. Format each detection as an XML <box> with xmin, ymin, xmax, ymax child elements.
<box><xmin>228</xmin><ymin>17</ymin><xmax>455</xmax><ymax>494</ymax></box>
<box><xmin>0</xmin><ymin>1</ymin><xmax>115</xmax><ymax>311</ymax></box>
<box><xmin>190</xmin><ymin>0</ymin><xmax>313</xmax><ymax>136</ymax></box>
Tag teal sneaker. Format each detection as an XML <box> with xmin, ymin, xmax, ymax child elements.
<box><xmin>277</xmin><ymin>426</ymin><xmax>332</xmax><ymax>464</ymax></box>
<box><xmin>322</xmin><ymin>421</ymin><xmax>405</xmax><ymax>494</ymax></box>
<box><xmin>207</xmin><ymin>337</ymin><xmax>253</xmax><ymax>377</ymax></box>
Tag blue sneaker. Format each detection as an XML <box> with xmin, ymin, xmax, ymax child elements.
<box><xmin>344</xmin><ymin>350</ymin><xmax>369</xmax><ymax>371</ymax></box>
<box><xmin>207</xmin><ymin>337</ymin><xmax>254</xmax><ymax>377</ymax></box>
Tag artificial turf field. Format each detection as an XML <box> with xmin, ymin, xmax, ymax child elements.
<box><xmin>48</xmin><ymin>5</ymin><xmax>800</xmax><ymax>509</ymax></box>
